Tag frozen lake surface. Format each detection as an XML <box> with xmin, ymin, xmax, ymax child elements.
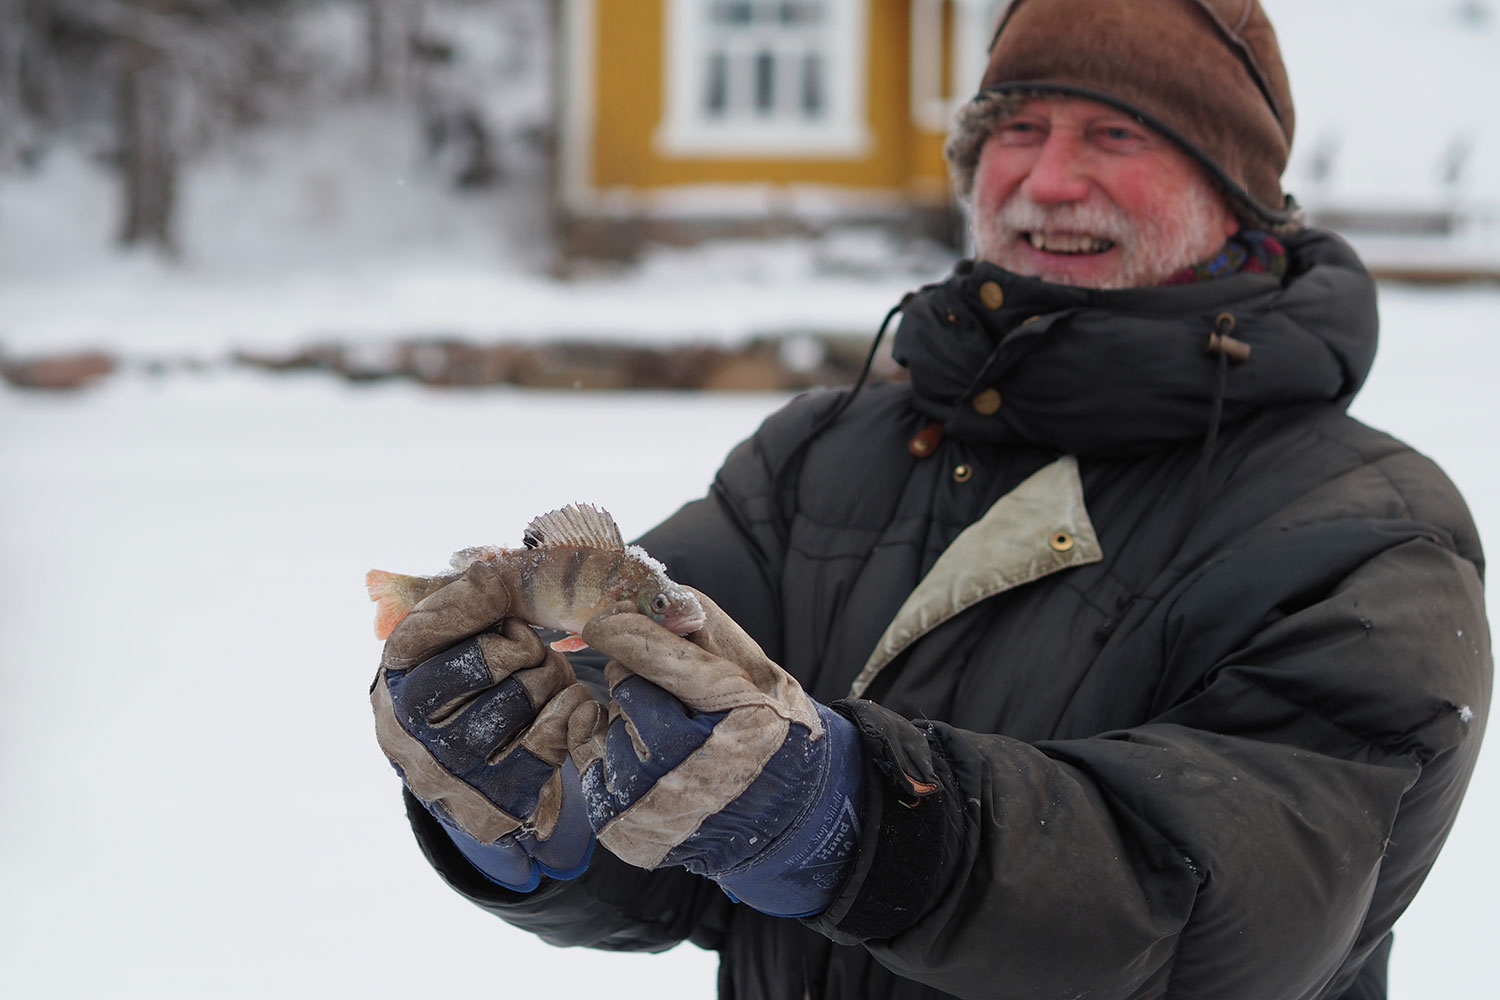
<box><xmin>2</xmin><ymin>282</ymin><xmax>1498</xmax><ymax>997</ymax></box>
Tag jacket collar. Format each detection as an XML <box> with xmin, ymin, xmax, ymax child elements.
<box><xmin>849</xmin><ymin>455</ymin><xmax>1102</xmax><ymax>698</ymax></box>
<box><xmin>891</xmin><ymin>229</ymin><xmax>1378</xmax><ymax>458</ymax></box>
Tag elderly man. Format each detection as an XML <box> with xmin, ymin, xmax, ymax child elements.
<box><xmin>371</xmin><ymin>1</ymin><xmax>1490</xmax><ymax>997</ymax></box>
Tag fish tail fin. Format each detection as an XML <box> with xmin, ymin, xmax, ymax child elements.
<box><xmin>366</xmin><ymin>569</ymin><xmax>416</xmax><ymax>640</ymax></box>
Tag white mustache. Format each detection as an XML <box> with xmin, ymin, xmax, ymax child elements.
<box><xmin>991</xmin><ymin>196</ymin><xmax>1135</xmax><ymax>247</ymax></box>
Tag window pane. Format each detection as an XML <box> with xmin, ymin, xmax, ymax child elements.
<box><xmin>683</xmin><ymin>0</ymin><xmax>848</xmax><ymax>132</ymax></box>
<box><xmin>704</xmin><ymin>51</ymin><xmax>730</xmax><ymax>115</ymax></box>
<box><xmin>754</xmin><ymin>50</ymin><xmax>776</xmax><ymax>112</ymax></box>
<box><xmin>780</xmin><ymin>2</ymin><xmax>824</xmax><ymax>26</ymax></box>
<box><xmin>710</xmin><ymin>1</ymin><xmax>754</xmax><ymax>25</ymax></box>
<box><xmin>801</xmin><ymin>52</ymin><xmax>823</xmax><ymax>115</ymax></box>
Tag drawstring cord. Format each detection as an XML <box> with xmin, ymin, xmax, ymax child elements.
<box><xmin>1162</xmin><ymin>312</ymin><xmax>1249</xmax><ymax>567</ymax></box>
<box><xmin>1195</xmin><ymin>314</ymin><xmax>1241</xmax><ymax>509</ymax></box>
<box><xmin>769</xmin><ymin>295</ymin><xmax>913</xmax><ymax>543</ymax></box>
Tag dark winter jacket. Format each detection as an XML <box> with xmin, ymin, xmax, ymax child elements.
<box><xmin>405</xmin><ymin>230</ymin><xmax>1490</xmax><ymax>999</ymax></box>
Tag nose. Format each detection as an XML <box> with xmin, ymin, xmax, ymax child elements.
<box><xmin>1019</xmin><ymin>131</ymin><xmax>1091</xmax><ymax>205</ymax></box>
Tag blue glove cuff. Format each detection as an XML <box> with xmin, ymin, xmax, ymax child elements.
<box><xmin>436</xmin><ymin>816</ymin><xmax>598</xmax><ymax>893</ymax></box>
<box><xmin>430</xmin><ymin>757</ymin><xmax>597</xmax><ymax>893</ymax></box>
<box><xmin>714</xmin><ymin>704</ymin><xmax>866</xmax><ymax>918</ymax></box>
<box><xmin>442</xmin><ymin>820</ymin><xmax>545</xmax><ymax>892</ymax></box>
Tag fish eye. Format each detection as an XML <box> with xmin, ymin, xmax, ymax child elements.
<box><xmin>650</xmin><ymin>593</ymin><xmax>671</xmax><ymax>614</ymax></box>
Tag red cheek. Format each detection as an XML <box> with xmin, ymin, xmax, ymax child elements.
<box><xmin>973</xmin><ymin>148</ymin><xmax>1033</xmax><ymax>208</ymax></box>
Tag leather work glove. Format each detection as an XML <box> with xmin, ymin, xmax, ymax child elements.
<box><xmin>371</xmin><ymin>562</ymin><xmax>599</xmax><ymax>892</ymax></box>
<box><xmin>572</xmin><ymin>588</ymin><xmax>865</xmax><ymax>918</ymax></box>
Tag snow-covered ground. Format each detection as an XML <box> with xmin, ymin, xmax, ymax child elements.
<box><xmin>1</xmin><ymin>1</ymin><xmax>1498</xmax><ymax>995</ymax></box>
<box><xmin>2</xmin><ymin>282</ymin><xmax>1498</xmax><ymax>998</ymax></box>
<box><xmin>0</xmin><ymin>116</ymin><xmax>943</xmax><ymax>358</ymax></box>
<box><xmin>0</xmin><ymin>377</ymin><xmax>758</xmax><ymax>999</ymax></box>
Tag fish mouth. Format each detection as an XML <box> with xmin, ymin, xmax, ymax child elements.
<box><xmin>668</xmin><ymin>609</ymin><xmax>707</xmax><ymax>636</ymax></box>
<box><xmin>663</xmin><ymin>593</ymin><xmax>707</xmax><ymax>636</ymax></box>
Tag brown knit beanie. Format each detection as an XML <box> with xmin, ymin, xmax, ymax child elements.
<box><xmin>972</xmin><ymin>0</ymin><xmax>1298</xmax><ymax>230</ymax></box>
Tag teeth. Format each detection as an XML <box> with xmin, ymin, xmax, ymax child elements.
<box><xmin>1027</xmin><ymin>232</ymin><xmax>1114</xmax><ymax>254</ymax></box>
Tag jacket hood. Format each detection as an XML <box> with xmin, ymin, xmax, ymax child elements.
<box><xmin>891</xmin><ymin>229</ymin><xmax>1378</xmax><ymax>458</ymax></box>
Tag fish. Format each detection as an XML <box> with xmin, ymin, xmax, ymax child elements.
<box><xmin>365</xmin><ymin>502</ymin><xmax>705</xmax><ymax>652</ymax></box>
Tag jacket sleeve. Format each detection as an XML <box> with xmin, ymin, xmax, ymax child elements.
<box><xmin>400</xmin><ymin>392</ymin><xmax>838</xmax><ymax>950</ymax></box>
<box><xmin>808</xmin><ymin>521</ymin><xmax>1490</xmax><ymax>1000</ymax></box>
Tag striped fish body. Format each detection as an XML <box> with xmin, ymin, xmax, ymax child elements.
<box><xmin>474</xmin><ymin>546</ymin><xmax>665</xmax><ymax>638</ymax></box>
<box><xmin>366</xmin><ymin>504</ymin><xmax>705</xmax><ymax>647</ymax></box>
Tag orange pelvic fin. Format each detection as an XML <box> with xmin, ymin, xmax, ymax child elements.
<box><xmin>366</xmin><ymin>568</ymin><xmax>417</xmax><ymax>640</ymax></box>
<box><xmin>549</xmin><ymin>634</ymin><xmax>590</xmax><ymax>653</ymax></box>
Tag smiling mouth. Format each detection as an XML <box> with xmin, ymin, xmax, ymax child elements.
<box><xmin>1025</xmin><ymin>232</ymin><xmax>1116</xmax><ymax>255</ymax></box>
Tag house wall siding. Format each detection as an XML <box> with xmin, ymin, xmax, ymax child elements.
<box><xmin>588</xmin><ymin>0</ymin><xmax>952</xmax><ymax>200</ymax></box>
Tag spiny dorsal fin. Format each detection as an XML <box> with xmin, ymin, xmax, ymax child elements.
<box><xmin>523</xmin><ymin>503</ymin><xmax>625</xmax><ymax>551</ymax></box>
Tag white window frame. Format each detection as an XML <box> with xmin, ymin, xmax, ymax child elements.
<box><xmin>656</xmin><ymin>0</ymin><xmax>871</xmax><ymax>158</ymax></box>
<box><xmin>910</xmin><ymin>0</ymin><xmax>1012</xmax><ymax>132</ymax></box>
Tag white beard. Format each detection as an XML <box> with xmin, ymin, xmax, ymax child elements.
<box><xmin>972</xmin><ymin>183</ymin><xmax>1231</xmax><ymax>289</ymax></box>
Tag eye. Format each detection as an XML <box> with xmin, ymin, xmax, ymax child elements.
<box><xmin>650</xmin><ymin>593</ymin><xmax>671</xmax><ymax>615</ymax></box>
<box><xmin>1094</xmin><ymin>123</ymin><xmax>1147</xmax><ymax>150</ymax></box>
<box><xmin>993</xmin><ymin>119</ymin><xmax>1044</xmax><ymax>145</ymax></box>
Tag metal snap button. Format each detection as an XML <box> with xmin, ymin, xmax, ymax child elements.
<box><xmin>979</xmin><ymin>281</ymin><xmax>1005</xmax><ymax>309</ymax></box>
<box><xmin>953</xmin><ymin>464</ymin><xmax>973</xmax><ymax>483</ymax></box>
<box><xmin>971</xmin><ymin>388</ymin><xmax>1002</xmax><ymax>415</ymax></box>
<box><xmin>1049</xmin><ymin>531</ymin><xmax>1075</xmax><ymax>552</ymax></box>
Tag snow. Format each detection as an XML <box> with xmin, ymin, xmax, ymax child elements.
<box><xmin>0</xmin><ymin>376</ymin><xmax>762</xmax><ymax>999</ymax></box>
<box><xmin>0</xmin><ymin>132</ymin><xmax>932</xmax><ymax>356</ymax></box>
<box><xmin>1274</xmin><ymin>0</ymin><xmax>1500</xmax><ymax>200</ymax></box>
<box><xmin>1269</xmin><ymin>0</ymin><xmax>1500</xmax><ymax>271</ymax></box>
<box><xmin>2</xmin><ymin>286</ymin><xmax>1499</xmax><ymax>996</ymax></box>
<box><xmin>0</xmin><ymin>0</ymin><xmax>1498</xmax><ymax>995</ymax></box>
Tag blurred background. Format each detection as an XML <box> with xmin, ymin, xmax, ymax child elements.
<box><xmin>1</xmin><ymin>1</ymin><xmax>1496</xmax><ymax>997</ymax></box>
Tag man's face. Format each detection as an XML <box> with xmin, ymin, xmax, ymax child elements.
<box><xmin>969</xmin><ymin>96</ymin><xmax>1240</xmax><ymax>289</ymax></box>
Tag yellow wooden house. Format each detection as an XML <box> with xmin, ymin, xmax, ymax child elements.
<box><xmin>553</xmin><ymin>0</ymin><xmax>1012</xmax><ymax>257</ymax></box>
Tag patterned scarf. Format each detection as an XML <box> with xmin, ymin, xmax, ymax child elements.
<box><xmin>1164</xmin><ymin>230</ymin><xmax>1287</xmax><ymax>285</ymax></box>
